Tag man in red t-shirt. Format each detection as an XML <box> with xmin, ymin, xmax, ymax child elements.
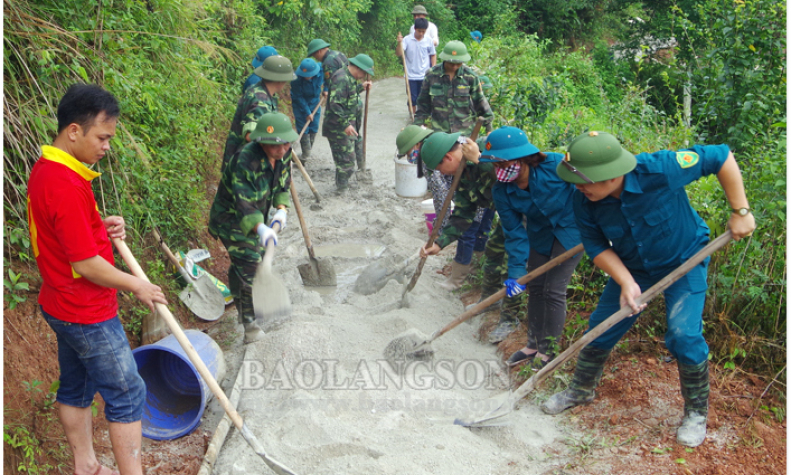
<box><xmin>27</xmin><ymin>84</ymin><xmax>167</xmax><ymax>475</ymax></box>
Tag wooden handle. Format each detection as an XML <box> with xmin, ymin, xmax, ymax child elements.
<box><xmin>289</xmin><ymin>150</ymin><xmax>322</xmax><ymax>203</ymax></box>
<box><xmin>363</xmin><ymin>87</ymin><xmax>370</xmax><ymax>163</ymax></box>
<box><xmin>289</xmin><ymin>182</ymin><xmax>316</xmax><ymax>260</ymax></box>
<box><xmin>510</xmin><ymin>230</ymin><xmax>734</xmax><ymax>402</ymax></box>
<box><xmin>430</xmin><ymin>243</ymin><xmax>585</xmax><ymax>341</ymax></box>
<box><xmin>295</xmin><ymin>96</ymin><xmax>325</xmax><ymax>144</ymax></box>
<box><xmin>400</xmin><ymin>50</ymin><xmax>414</xmax><ymax>121</ymax></box>
<box><xmin>403</xmin><ymin>117</ymin><xmax>486</xmax><ymax>296</ymax></box>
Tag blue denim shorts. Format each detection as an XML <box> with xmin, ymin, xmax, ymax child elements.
<box><xmin>42</xmin><ymin>308</ymin><xmax>146</xmax><ymax>423</ymax></box>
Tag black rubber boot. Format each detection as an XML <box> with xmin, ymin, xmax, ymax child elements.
<box><xmin>300</xmin><ymin>133</ymin><xmax>312</xmax><ymax>161</ymax></box>
<box><xmin>541</xmin><ymin>345</ymin><xmax>611</xmax><ymax>415</ymax></box>
<box><xmin>488</xmin><ymin>295</ymin><xmax>523</xmax><ymax>344</ymax></box>
<box><xmin>677</xmin><ymin>360</ymin><xmax>709</xmax><ymax>447</ymax></box>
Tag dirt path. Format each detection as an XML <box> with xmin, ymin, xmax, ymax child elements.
<box><xmin>210</xmin><ymin>77</ymin><xmax>566</xmax><ymax>474</ymax></box>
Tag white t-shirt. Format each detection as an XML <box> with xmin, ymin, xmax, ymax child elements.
<box><xmin>401</xmin><ymin>34</ymin><xmax>436</xmax><ymax>81</ymax></box>
<box><xmin>409</xmin><ymin>21</ymin><xmax>439</xmax><ymax>47</ymax></box>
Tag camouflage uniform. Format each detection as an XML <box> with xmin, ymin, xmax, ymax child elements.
<box><xmin>323</xmin><ymin>67</ymin><xmax>364</xmax><ymax>189</ymax></box>
<box><xmin>413</xmin><ymin>63</ymin><xmax>493</xmax><ymax>134</ymax></box>
<box><xmin>220</xmin><ymin>84</ymin><xmax>279</xmax><ymax>172</ymax></box>
<box><xmin>321</xmin><ymin>49</ymin><xmax>349</xmax><ymax>94</ymax></box>
<box><xmin>208</xmin><ymin>142</ymin><xmax>291</xmax><ymax>323</ymax></box>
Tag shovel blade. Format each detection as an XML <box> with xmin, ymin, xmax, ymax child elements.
<box><xmin>179</xmin><ymin>275</ymin><xmax>226</xmax><ymax>321</ymax></box>
<box><xmin>297</xmin><ymin>257</ymin><xmax>337</xmax><ymax>287</ymax></box>
<box><xmin>252</xmin><ymin>260</ymin><xmax>292</xmax><ymax>325</ymax></box>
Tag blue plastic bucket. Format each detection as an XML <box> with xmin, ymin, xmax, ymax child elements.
<box><xmin>132</xmin><ymin>330</ymin><xmax>226</xmax><ymax>440</ymax></box>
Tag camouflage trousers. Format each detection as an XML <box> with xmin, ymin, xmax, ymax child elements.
<box><xmin>567</xmin><ymin>345</ymin><xmax>611</xmax><ymax>398</ymax></box>
<box><xmin>219</xmin><ymin>235</ymin><xmax>263</xmax><ymax>324</ymax></box>
<box><xmin>327</xmin><ymin>132</ymin><xmax>364</xmax><ymax>189</ymax></box>
<box><xmin>678</xmin><ymin>360</ymin><xmax>710</xmax><ymax>416</ymax></box>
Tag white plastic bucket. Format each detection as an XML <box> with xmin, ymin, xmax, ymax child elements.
<box><xmin>394</xmin><ymin>156</ymin><xmax>427</xmax><ymax>198</ymax></box>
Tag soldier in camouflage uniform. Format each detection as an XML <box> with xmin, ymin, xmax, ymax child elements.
<box><xmin>307</xmin><ymin>38</ymin><xmax>349</xmax><ymax>95</ymax></box>
<box><xmin>221</xmin><ymin>55</ymin><xmax>296</xmax><ymax>172</ymax></box>
<box><xmin>413</xmin><ymin>40</ymin><xmax>493</xmax><ymax>135</ymax></box>
<box><xmin>323</xmin><ymin>54</ymin><xmax>374</xmax><ymax>191</ymax></box>
<box><xmin>417</xmin><ymin>132</ymin><xmax>524</xmax><ymax>340</ymax></box>
<box><xmin>209</xmin><ymin>113</ymin><xmax>298</xmax><ymax>344</ymax></box>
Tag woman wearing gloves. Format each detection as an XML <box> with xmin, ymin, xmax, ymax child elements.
<box><xmin>209</xmin><ymin>112</ymin><xmax>297</xmax><ymax>344</ymax></box>
<box><xmin>485</xmin><ymin>126</ymin><xmax>583</xmax><ymax>368</ymax></box>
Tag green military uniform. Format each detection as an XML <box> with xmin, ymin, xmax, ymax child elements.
<box><xmin>220</xmin><ymin>84</ymin><xmax>278</xmax><ymax>172</ymax></box>
<box><xmin>322</xmin><ymin>49</ymin><xmax>349</xmax><ymax>93</ymax></box>
<box><xmin>323</xmin><ymin>67</ymin><xmax>364</xmax><ymax>189</ymax></box>
<box><xmin>413</xmin><ymin>63</ymin><xmax>493</xmax><ymax>134</ymax></box>
<box><xmin>209</xmin><ymin>141</ymin><xmax>291</xmax><ymax>324</ymax></box>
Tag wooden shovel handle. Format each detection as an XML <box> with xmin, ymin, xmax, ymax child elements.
<box><xmin>289</xmin><ymin>180</ymin><xmax>317</xmax><ymax>260</ymax></box>
<box><xmin>290</xmin><ymin>149</ymin><xmax>321</xmax><ymax>203</ymax></box>
<box><xmin>112</xmin><ymin>238</ymin><xmax>297</xmax><ymax>474</ymax></box>
<box><xmin>295</xmin><ymin>96</ymin><xmax>325</xmax><ymax>144</ymax></box>
<box><xmin>510</xmin><ymin>229</ymin><xmax>734</xmax><ymax>402</ymax></box>
<box><xmin>363</xmin><ymin>86</ymin><xmax>370</xmax><ymax>162</ymax></box>
<box><xmin>403</xmin><ymin>117</ymin><xmax>485</xmax><ymax>295</ymax></box>
<box><xmin>429</xmin><ymin>243</ymin><xmax>585</xmax><ymax>341</ymax></box>
<box><xmin>400</xmin><ymin>47</ymin><xmax>414</xmax><ymax>121</ymax></box>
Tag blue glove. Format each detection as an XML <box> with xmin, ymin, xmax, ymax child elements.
<box><xmin>504</xmin><ymin>278</ymin><xmax>526</xmax><ymax>298</ymax></box>
<box><xmin>256</xmin><ymin>223</ymin><xmax>278</xmax><ymax>247</ymax></box>
<box><xmin>269</xmin><ymin>209</ymin><xmax>287</xmax><ymax>230</ymax></box>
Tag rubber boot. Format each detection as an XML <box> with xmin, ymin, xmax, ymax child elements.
<box><xmin>464</xmin><ymin>284</ymin><xmax>502</xmax><ymax>325</ymax></box>
<box><xmin>542</xmin><ymin>346</ymin><xmax>611</xmax><ymax>415</ymax></box>
<box><xmin>438</xmin><ymin>261</ymin><xmax>472</xmax><ymax>291</ymax></box>
<box><xmin>677</xmin><ymin>360</ymin><xmax>709</xmax><ymax>447</ymax></box>
<box><xmin>488</xmin><ymin>295</ymin><xmax>523</xmax><ymax>343</ymax></box>
<box><xmin>238</xmin><ymin>290</ymin><xmax>265</xmax><ymax>344</ymax></box>
<box><xmin>299</xmin><ymin>133</ymin><xmax>312</xmax><ymax>162</ymax></box>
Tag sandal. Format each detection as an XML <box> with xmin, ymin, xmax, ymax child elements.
<box><xmin>507</xmin><ymin>349</ymin><xmax>537</xmax><ymax>367</ymax></box>
<box><xmin>80</xmin><ymin>465</ymin><xmax>120</xmax><ymax>475</ymax></box>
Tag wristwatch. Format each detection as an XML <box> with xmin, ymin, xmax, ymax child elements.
<box><xmin>732</xmin><ymin>207</ymin><xmax>751</xmax><ymax>216</ymax></box>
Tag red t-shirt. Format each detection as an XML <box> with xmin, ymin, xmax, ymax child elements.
<box><xmin>27</xmin><ymin>145</ymin><xmax>118</xmax><ymax>323</ymax></box>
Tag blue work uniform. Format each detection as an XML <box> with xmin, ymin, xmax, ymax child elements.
<box><xmin>290</xmin><ymin>67</ymin><xmax>324</xmax><ymax>135</ymax></box>
<box><xmin>493</xmin><ymin>152</ymin><xmax>580</xmax><ymax>280</ymax></box>
<box><xmin>243</xmin><ymin>73</ymin><xmax>260</xmax><ymax>94</ymax></box>
<box><xmin>574</xmin><ymin>144</ymin><xmax>731</xmax><ymax>365</ymax></box>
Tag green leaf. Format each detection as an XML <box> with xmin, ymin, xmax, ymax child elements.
<box><xmin>675</xmin><ymin>458</ymin><xmax>687</xmax><ymax>464</ymax></box>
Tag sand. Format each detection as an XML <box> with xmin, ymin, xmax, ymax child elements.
<box><xmin>210</xmin><ymin>77</ymin><xmax>563</xmax><ymax>475</ymax></box>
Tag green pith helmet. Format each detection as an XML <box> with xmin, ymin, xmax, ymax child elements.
<box><xmin>412</xmin><ymin>5</ymin><xmax>428</xmax><ymax>15</ymax></box>
<box><xmin>250</xmin><ymin>112</ymin><xmax>299</xmax><ymax>144</ymax></box>
<box><xmin>307</xmin><ymin>38</ymin><xmax>331</xmax><ymax>57</ymax></box>
<box><xmin>556</xmin><ymin>131</ymin><xmax>637</xmax><ymax>184</ymax></box>
<box><xmin>479</xmin><ymin>75</ymin><xmax>493</xmax><ymax>89</ymax></box>
<box><xmin>253</xmin><ymin>55</ymin><xmax>296</xmax><ymax>82</ymax></box>
<box><xmin>396</xmin><ymin>125</ymin><xmax>433</xmax><ymax>155</ymax></box>
<box><xmin>349</xmin><ymin>54</ymin><xmax>375</xmax><ymax>76</ymax></box>
<box><xmin>419</xmin><ymin>132</ymin><xmax>461</xmax><ymax>170</ymax></box>
<box><xmin>439</xmin><ymin>41</ymin><xmax>471</xmax><ymax>63</ymax></box>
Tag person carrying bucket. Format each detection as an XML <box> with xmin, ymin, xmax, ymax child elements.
<box><xmin>209</xmin><ymin>112</ymin><xmax>297</xmax><ymax>344</ymax></box>
<box><xmin>27</xmin><ymin>83</ymin><xmax>168</xmax><ymax>475</ymax></box>
<box><xmin>542</xmin><ymin>131</ymin><xmax>755</xmax><ymax>448</ymax></box>
<box><xmin>485</xmin><ymin>126</ymin><xmax>583</xmax><ymax>369</ymax></box>
<box><xmin>290</xmin><ymin>57</ymin><xmax>323</xmax><ymax>163</ymax></box>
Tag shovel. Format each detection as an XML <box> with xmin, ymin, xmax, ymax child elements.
<box><xmin>454</xmin><ymin>229</ymin><xmax>734</xmax><ymax>428</ymax></box>
<box><xmin>385</xmin><ymin>244</ymin><xmax>584</xmax><ymax>365</ymax></box>
<box><xmin>111</xmin><ymin>238</ymin><xmax>299</xmax><ymax>475</ymax></box>
<box><xmin>357</xmin><ymin>85</ymin><xmax>374</xmax><ymax>184</ymax></box>
<box><xmin>153</xmin><ymin>229</ymin><xmax>225</xmax><ymax>322</ymax></box>
<box><xmin>252</xmin><ymin>221</ymin><xmax>292</xmax><ymax>324</ymax></box>
<box><xmin>354</xmin><ymin>251</ymin><xmax>421</xmax><ymax>296</ymax></box>
<box><xmin>291</xmin><ymin>178</ymin><xmax>337</xmax><ymax>286</ymax></box>
<box><xmin>400</xmin><ymin>117</ymin><xmax>485</xmax><ymax>307</ymax></box>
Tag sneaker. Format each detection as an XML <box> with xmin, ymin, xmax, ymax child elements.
<box><xmin>677</xmin><ymin>411</ymin><xmax>707</xmax><ymax>447</ymax></box>
<box><xmin>488</xmin><ymin>321</ymin><xmax>518</xmax><ymax>344</ymax></box>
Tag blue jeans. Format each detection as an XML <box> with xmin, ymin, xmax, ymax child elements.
<box><xmin>585</xmin><ymin>261</ymin><xmax>710</xmax><ymax>365</ymax></box>
<box><xmin>408</xmin><ymin>79</ymin><xmax>422</xmax><ymax>108</ymax></box>
<box><xmin>42</xmin><ymin>308</ymin><xmax>146</xmax><ymax>423</ymax></box>
<box><xmin>455</xmin><ymin>208</ymin><xmax>495</xmax><ymax>265</ymax></box>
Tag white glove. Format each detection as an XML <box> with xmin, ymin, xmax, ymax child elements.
<box><xmin>256</xmin><ymin>223</ymin><xmax>278</xmax><ymax>247</ymax></box>
<box><xmin>269</xmin><ymin>208</ymin><xmax>287</xmax><ymax>230</ymax></box>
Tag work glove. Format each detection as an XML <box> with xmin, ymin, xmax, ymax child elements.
<box><xmin>256</xmin><ymin>223</ymin><xmax>278</xmax><ymax>247</ymax></box>
<box><xmin>504</xmin><ymin>278</ymin><xmax>526</xmax><ymax>298</ymax></box>
<box><xmin>270</xmin><ymin>209</ymin><xmax>287</xmax><ymax>230</ymax></box>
